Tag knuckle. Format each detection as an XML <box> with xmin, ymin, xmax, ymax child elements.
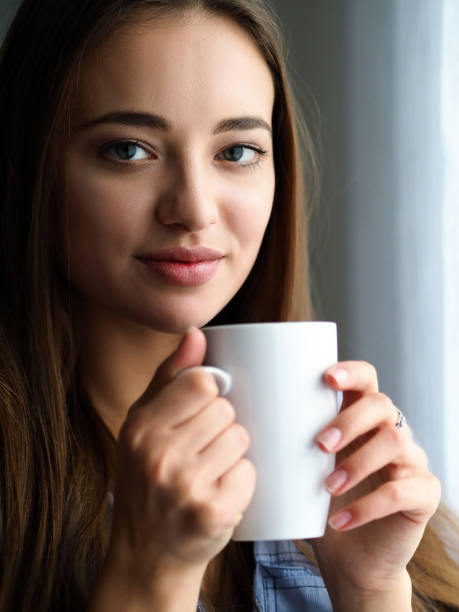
<box><xmin>118</xmin><ymin>419</ymin><xmax>140</xmax><ymax>451</ymax></box>
<box><xmin>174</xmin><ymin>467</ymin><xmax>199</xmax><ymax>501</ymax></box>
<box><xmin>418</xmin><ymin>447</ymin><xmax>428</xmax><ymax>467</ymax></box>
<box><xmin>375</xmin><ymin>391</ymin><xmax>392</xmax><ymax>408</ymax></box>
<box><xmin>215</xmin><ymin>397</ymin><xmax>236</xmax><ymax>423</ymax></box>
<box><xmin>385</xmin><ymin>424</ymin><xmax>403</xmax><ymax>446</ymax></box>
<box><xmin>241</xmin><ymin>458</ymin><xmax>257</xmax><ymax>492</ymax></box>
<box><xmin>355</xmin><ymin>360</ymin><xmax>377</xmax><ymax>382</ymax></box>
<box><xmin>148</xmin><ymin>450</ymin><xmax>169</xmax><ymax>486</ymax></box>
<box><xmin>240</xmin><ymin>458</ymin><xmax>257</xmax><ymax>488</ymax></box>
<box><xmin>399</xmin><ymin>431</ymin><xmax>414</xmax><ymax>455</ymax></box>
<box><xmin>230</xmin><ymin>423</ymin><xmax>250</xmax><ymax>450</ymax></box>
<box><xmin>120</xmin><ymin>409</ymin><xmax>166</xmax><ymax>453</ymax></box>
<box><xmin>398</xmin><ymin>432</ymin><xmax>415</xmax><ymax>458</ymax></box>
<box><xmin>240</xmin><ymin>456</ymin><xmax>256</xmax><ymax>475</ymax></box>
<box><xmin>148</xmin><ymin>446</ymin><xmax>177</xmax><ymax>487</ymax></box>
<box><xmin>411</xmin><ymin>443</ymin><xmax>428</xmax><ymax>468</ymax></box>
<box><xmin>119</xmin><ymin>415</ymin><xmax>156</xmax><ymax>457</ymax></box>
<box><xmin>366</xmin><ymin>362</ymin><xmax>378</xmax><ymax>381</ymax></box>
<box><xmin>418</xmin><ymin>475</ymin><xmax>442</xmax><ymax>518</ymax></box>
<box><xmin>183</xmin><ymin>369</ymin><xmax>219</xmax><ymax>398</ymax></box>
<box><xmin>201</xmin><ymin>499</ymin><xmax>230</xmax><ymax>530</ymax></box>
<box><xmin>428</xmin><ymin>473</ymin><xmax>442</xmax><ymax>499</ymax></box>
<box><xmin>385</xmin><ymin>479</ymin><xmax>404</xmax><ymax>506</ymax></box>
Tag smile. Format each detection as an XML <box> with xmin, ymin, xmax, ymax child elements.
<box><xmin>137</xmin><ymin>246</ymin><xmax>223</xmax><ymax>287</ymax></box>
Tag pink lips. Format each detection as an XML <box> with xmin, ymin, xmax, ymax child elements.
<box><xmin>137</xmin><ymin>247</ymin><xmax>223</xmax><ymax>287</ymax></box>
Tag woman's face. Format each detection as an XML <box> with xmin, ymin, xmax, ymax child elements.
<box><xmin>60</xmin><ymin>12</ymin><xmax>275</xmax><ymax>333</ymax></box>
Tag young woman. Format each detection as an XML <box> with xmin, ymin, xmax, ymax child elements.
<box><xmin>0</xmin><ymin>0</ymin><xmax>458</xmax><ymax>610</ymax></box>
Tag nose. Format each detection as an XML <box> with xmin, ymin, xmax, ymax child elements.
<box><xmin>155</xmin><ymin>157</ymin><xmax>218</xmax><ymax>232</ymax></box>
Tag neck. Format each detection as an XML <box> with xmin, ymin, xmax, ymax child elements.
<box><xmin>77</xmin><ymin>302</ymin><xmax>181</xmax><ymax>437</ymax></box>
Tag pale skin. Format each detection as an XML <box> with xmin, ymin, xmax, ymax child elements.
<box><xmin>58</xmin><ymin>11</ymin><xmax>441</xmax><ymax>612</ymax></box>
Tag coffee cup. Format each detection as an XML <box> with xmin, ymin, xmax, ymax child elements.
<box><xmin>201</xmin><ymin>321</ymin><xmax>338</xmax><ymax>541</ymax></box>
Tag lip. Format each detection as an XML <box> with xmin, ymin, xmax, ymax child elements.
<box><xmin>136</xmin><ymin>246</ymin><xmax>224</xmax><ymax>286</ymax></box>
<box><xmin>141</xmin><ymin>246</ymin><xmax>224</xmax><ymax>263</ymax></box>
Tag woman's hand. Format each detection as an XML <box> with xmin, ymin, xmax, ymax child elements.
<box><xmin>311</xmin><ymin>361</ymin><xmax>441</xmax><ymax>611</ymax></box>
<box><xmin>95</xmin><ymin>328</ymin><xmax>255</xmax><ymax>610</ymax></box>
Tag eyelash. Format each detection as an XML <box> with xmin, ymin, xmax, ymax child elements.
<box><xmin>100</xmin><ymin>140</ymin><xmax>269</xmax><ymax>170</ymax></box>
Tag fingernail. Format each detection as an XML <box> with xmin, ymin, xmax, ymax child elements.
<box><xmin>317</xmin><ymin>427</ymin><xmax>342</xmax><ymax>452</ymax></box>
<box><xmin>327</xmin><ymin>367</ymin><xmax>349</xmax><ymax>385</ymax></box>
<box><xmin>329</xmin><ymin>510</ymin><xmax>352</xmax><ymax>530</ymax></box>
<box><xmin>325</xmin><ymin>469</ymin><xmax>348</xmax><ymax>493</ymax></box>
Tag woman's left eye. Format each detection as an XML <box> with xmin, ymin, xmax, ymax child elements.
<box><xmin>217</xmin><ymin>145</ymin><xmax>267</xmax><ymax>166</ymax></box>
<box><xmin>104</xmin><ymin>141</ymin><xmax>150</xmax><ymax>162</ymax></box>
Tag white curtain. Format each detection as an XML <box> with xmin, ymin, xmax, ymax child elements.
<box><xmin>393</xmin><ymin>0</ymin><xmax>459</xmax><ymax>513</ymax></box>
<box><xmin>442</xmin><ymin>0</ymin><xmax>459</xmax><ymax>513</ymax></box>
<box><xmin>275</xmin><ymin>0</ymin><xmax>459</xmax><ymax>513</ymax></box>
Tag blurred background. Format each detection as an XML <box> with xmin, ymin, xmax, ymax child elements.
<box><xmin>270</xmin><ymin>0</ymin><xmax>459</xmax><ymax>514</ymax></box>
<box><xmin>1</xmin><ymin>0</ymin><xmax>458</xmax><ymax>512</ymax></box>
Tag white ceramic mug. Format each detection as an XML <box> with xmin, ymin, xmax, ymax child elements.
<box><xmin>201</xmin><ymin>321</ymin><xmax>338</xmax><ymax>541</ymax></box>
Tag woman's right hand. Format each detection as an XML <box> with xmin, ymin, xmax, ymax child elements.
<box><xmin>100</xmin><ymin>327</ymin><xmax>255</xmax><ymax>604</ymax></box>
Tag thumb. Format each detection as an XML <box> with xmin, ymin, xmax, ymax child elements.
<box><xmin>140</xmin><ymin>327</ymin><xmax>207</xmax><ymax>404</ymax></box>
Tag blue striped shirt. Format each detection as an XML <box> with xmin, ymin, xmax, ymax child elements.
<box><xmin>198</xmin><ymin>540</ymin><xmax>332</xmax><ymax>611</ymax></box>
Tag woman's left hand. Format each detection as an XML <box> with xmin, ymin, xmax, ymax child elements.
<box><xmin>310</xmin><ymin>361</ymin><xmax>441</xmax><ymax>609</ymax></box>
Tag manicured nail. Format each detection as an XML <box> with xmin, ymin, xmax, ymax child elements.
<box><xmin>325</xmin><ymin>469</ymin><xmax>348</xmax><ymax>493</ymax></box>
<box><xmin>317</xmin><ymin>427</ymin><xmax>342</xmax><ymax>452</ymax></box>
<box><xmin>327</xmin><ymin>367</ymin><xmax>349</xmax><ymax>385</ymax></box>
<box><xmin>329</xmin><ymin>510</ymin><xmax>352</xmax><ymax>530</ymax></box>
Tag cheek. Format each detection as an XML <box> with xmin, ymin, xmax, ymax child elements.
<box><xmin>60</xmin><ymin>165</ymin><xmax>149</xmax><ymax>260</ymax></box>
<box><xmin>223</xmin><ymin>175</ymin><xmax>274</xmax><ymax>250</ymax></box>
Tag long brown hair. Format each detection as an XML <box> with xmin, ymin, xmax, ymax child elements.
<box><xmin>0</xmin><ymin>1</ymin><xmax>457</xmax><ymax>610</ymax></box>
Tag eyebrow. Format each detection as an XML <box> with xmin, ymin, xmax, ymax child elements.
<box><xmin>76</xmin><ymin>111</ymin><xmax>272</xmax><ymax>135</ymax></box>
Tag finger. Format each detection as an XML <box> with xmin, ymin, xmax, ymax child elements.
<box><xmin>328</xmin><ymin>474</ymin><xmax>441</xmax><ymax>531</ymax></box>
<box><xmin>324</xmin><ymin>428</ymin><xmax>428</xmax><ymax>496</ymax></box>
<box><xmin>316</xmin><ymin>392</ymin><xmax>407</xmax><ymax>453</ymax></box>
<box><xmin>194</xmin><ymin>459</ymin><xmax>256</xmax><ymax>534</ymax></box>
<box><xmin>197</xmin><ymin>423</ymin><xmax>251</xmax><ymax>484</ymax></box>
<box><xmin>137</xmin><ymin>327</ymin><xmax>207</xmax><ymax>405</ymax></box>
<box><xmin>324</xmin><ymin>361</ymin><xmax>379</xmax><ymax>404</ymax></box>
<box><xmin>136</xmin><ymin>367</ymin><xmax>220</xmax><ymax>429</ymax></box>
<box><xmin>173</xmin><ymin>397</ymin><xmax>236</xmax><ymax>455</ymax></box>
<box><xmin>216</xmin><ymin>458</ymin><xmax>256</xmax><ymax>516</ymax></box>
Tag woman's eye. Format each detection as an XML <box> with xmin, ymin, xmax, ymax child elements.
<box><xmin>100</xmin><ymin>141</ymin><xmax>267</xmax><ymax>167</ymax></box>
<box><xmin>218</xmin><ymin>145</ymin><xmax>267</xmax><ymax>166</ymax></box>
<box><xmin>104</xmin><ymin>141</ymin><xmax>150</xmax><ymax>162</ymax></box>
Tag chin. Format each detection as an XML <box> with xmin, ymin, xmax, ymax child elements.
<box><xmin>136</xmin><ymin>306</ymin><xmax>221</xmax><ymax>335</ymax></box>
<box><xmin>132</xmin><ymin>288</ymin><xmax>239</xmax><ymax>333</ymax></box>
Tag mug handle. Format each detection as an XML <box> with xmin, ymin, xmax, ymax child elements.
<box><xmin>178</xmin><ymin>366</ymin><xmax>232</xmax><ymax>396</ymax></box>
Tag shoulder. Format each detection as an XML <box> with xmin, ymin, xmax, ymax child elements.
<box><xmin>253</xmin><ymin>540</ymin><xmax>333</xmax><ymax>611</ymax></box>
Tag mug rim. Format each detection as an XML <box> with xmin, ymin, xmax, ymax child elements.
<box><xmin>203</xmin><ymin>321</ymin><xmax>336</xmax><ymax>332</ymax></box>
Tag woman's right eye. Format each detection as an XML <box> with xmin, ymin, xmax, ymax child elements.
<box><xmin>102</xmin><ymin>140</ymin><xmax>151</xmax><ymax>162</ymax></box>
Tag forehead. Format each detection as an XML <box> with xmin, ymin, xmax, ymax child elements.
<box><xmin>73</xmin><ymin>12</ymin><xmax>275</xmax><ymax>128</ymax></box>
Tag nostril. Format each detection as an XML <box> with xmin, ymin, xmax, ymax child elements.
<box><xmin>155</xmin><ymin>196</ymin><xmax>218</xmax><ymax>232</ymax></box>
